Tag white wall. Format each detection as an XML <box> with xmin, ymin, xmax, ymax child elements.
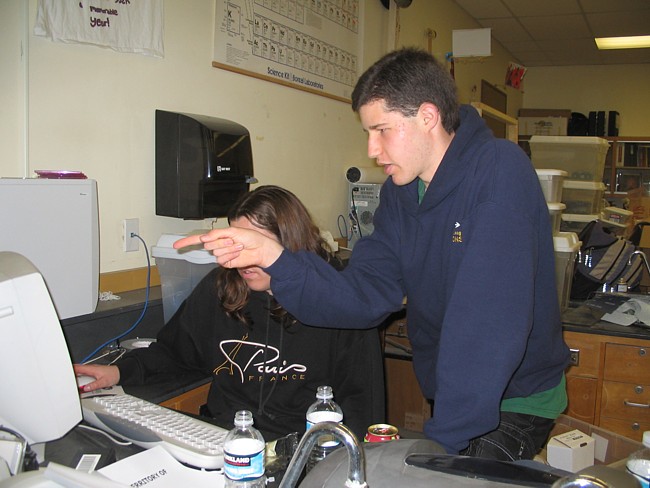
<box><xmin>1</xmin><ymin>0</ymin><xmax>388</xmax><ymax>274</ymax></box>
<box><xmin>522</xmin><ymin>65</ymin><xmax>650</xmax><ymax>137</ymax></box>
<box><xmin>0</xmin><ymin>1</ymin><xmax>27</xmax><ymax>170</ymax></box>
<box><xmin>0</xmin><ymin>0</ymin><xmax>532</xmax><ymax>276</ymax></box>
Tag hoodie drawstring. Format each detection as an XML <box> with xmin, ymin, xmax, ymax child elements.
<box><xmin>257</xmin><ymin>294</ymin><xmax>281</xmax><ymax>420</ymax></box>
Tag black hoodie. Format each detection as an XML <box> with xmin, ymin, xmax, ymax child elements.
<box><xmin>116</xmin><ymin>268</ymin><xmax>386</xmax><ymax>440</ymax></box>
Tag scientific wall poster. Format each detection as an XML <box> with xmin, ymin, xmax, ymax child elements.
<box><xmin>213</xmin><ymin>0</ymin><xmax>363</xmax><ymax>103</ymax></box>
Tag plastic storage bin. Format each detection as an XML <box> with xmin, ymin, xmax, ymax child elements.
<box><xmin>562</xmin><ymin>181</ymin><xmax>606</xmax><ymax>215</ymax></box>
<box><xmin>529</xmin><ymin>136</ymin><xmax>610</xmax><ymax>182</ymax></box>
<box><xmin>554</xmin><ymin>232</ymin><xmax>581</xmax><ymax>310</ymax></box>
<box><xmin>601</xmin><ymin>206</ymin><xmax>633</xmax><ymax>225</ymax></box>
<box><xmin>548</xmin><ymin>202</ymin><xmax>566</xmax><ymax>235</ymax></box>
<box><xmin>152</xmin><ymin>233</ymin><xmax>217</xmax><ymax>323</ymax></box>
<box><xmin>560</xmin><ymin>213</ymin><xmax>599</xmax><ymax>234</ymax></box>
<box><xmin>536</xmin><ymin>169</ymin><xmax>567</xmax><ymax>203</ymax></box>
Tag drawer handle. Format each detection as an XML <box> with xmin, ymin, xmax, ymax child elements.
<box><xmin>569</xmin><ymin>348</ymin><xmax>580</xmax><ymax>366</ymax></box>
<box><xmin>624</xmin><ymin>400</ymin><xmax>650</xmax><ymax>409</ymax></box>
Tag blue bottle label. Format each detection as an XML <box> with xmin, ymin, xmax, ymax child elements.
<box><xmin>224</xmin><ymin>439</ymin><xmax>265</xmax><ymax>481</ymax></box>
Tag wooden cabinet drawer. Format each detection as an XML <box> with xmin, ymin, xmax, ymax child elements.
<box><xmin>604</xmin><ymin>343</ymin><xmax>650</xmax><ymax>383</ymax></box>
<box><xmin>601</xmin><ymin>380</ymin><xmax>650</xmax><ymax>422</ymax></box>
<box><xmin>565</xmin><ymin>376</ymin><xmax>598</xmax><ymax>424</ymax></box>
<box><xmin>563</xmin><ymin>331</ymin><xmax>600</xmax><ymax>377</ymax></box>
<box><xmin>598</xmin><ymin>417</ymin><xmax>650</xmax><ymax>442</ymax></box>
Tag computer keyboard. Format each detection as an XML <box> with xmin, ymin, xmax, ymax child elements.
<box><xmin>81</xmin><ymin>393</ymin><xmax>227</xmax><ymax>469</ymax></box>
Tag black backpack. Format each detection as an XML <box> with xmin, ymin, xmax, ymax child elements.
<box><xmin>571</xmin><ymin>220</ymin><xmax>643</xmax><ymax>299</ymax></box>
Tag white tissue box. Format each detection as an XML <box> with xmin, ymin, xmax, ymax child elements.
<box><xmin>547</xmin><ymin>429</ymin><xmax>595</xmax><ymax>472</ymax></box>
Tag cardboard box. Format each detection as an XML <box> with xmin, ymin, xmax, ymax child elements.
<box><xmin>519</xmin><ymin>109</ymin><xmax>572</xmax><ymax>118</ymax></box>
<box><xmin>639</xmin><ymin>224</ymin><xmax>650</xmax><ymax>249</ymax></box>
<box><xmin>547</xmin><ymin>429</ymin><xmax>595</xmax><ymax>472</ymax></box>
<box><xmin>519</xmin><ymin>117</ymin><xmax>568</xmax><ymax>136</ymax></box>
<box><xmin>631</xmin><ymin>198</ymin><xmax>650</xmax><ymax>224</ymax></box>
<box><xmin>540</xmin><ymin>415</ymin><xmax>643</xmax><ymax>469</ymax></box>
<box><xmin>519</xmin><ymin>109</ymin><xmax>571</xmax><ymax>137</ymax></box>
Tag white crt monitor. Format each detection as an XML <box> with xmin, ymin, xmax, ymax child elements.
<box><xmin>0</xmin><ymin>252</ymin><xmax>81</xmax><ymax>446</ymax></box>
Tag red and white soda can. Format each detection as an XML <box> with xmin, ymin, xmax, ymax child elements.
<box><xmin>364</xmin><ymin>424</ymin><xmax>400</xmax><ymax>442</ymax></box>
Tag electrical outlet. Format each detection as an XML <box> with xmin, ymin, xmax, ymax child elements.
<box><xmin>123</xmin><ymin>218</ymin><xmax>139</xmax><ymax>252</ymax></box>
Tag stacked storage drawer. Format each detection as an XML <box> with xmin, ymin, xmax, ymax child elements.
<box><xmin>535</xmin><ymin>169</ymin><xmax>580</xmax><ymax>311</ymax></box>
<box><xmin>561</xmin><ymin>180</ymin><xmax>606</xmax><ymax>233</ymax></box>
<box><xmin>529</xmin><ymin>135</ymin><xmax>610</xmax><ymax>235</ymax></box>
<box><xmin>553</xmin><ymin>232</ymin><xmax>581</xmax><ymax>311</ymax></box>
<box><xmin>536</xmin><ymin>169</ymin><xmax>567</xmax><ymax>235</ymax></box>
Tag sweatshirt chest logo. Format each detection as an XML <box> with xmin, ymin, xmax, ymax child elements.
<box><xmin>214</xmin><ymin>335</ymin><xmax>307</xmax><ymax>383</ymax></box>
<box><xmin>452</xmin><ymin>222</ymin><xmax>463</xmax><ymax>243</ymax></box>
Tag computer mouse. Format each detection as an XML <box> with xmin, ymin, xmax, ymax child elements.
<box><xmin>76</xmin><ymin>374</ymin><xmax>95</xmax><ymax>391</ymax></box>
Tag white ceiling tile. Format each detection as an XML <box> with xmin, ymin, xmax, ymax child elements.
<box><xmin>448</xmin><ymin>0</ymin><xmax>650</xmax><ymax>66</ymax></box>
<box><xmin>515</xmin><ymin>53</ymin><xmax>553</xmax><ymax>66</ymax></box>
<box><xmin>580</xmin><ymin>0</ymin><xmax>650</xmax><ymax>13</ymax></box>
<box><xmin>479</xmin><ymin>17</ymin><xmax>533</xmax><ymax>42</ymax></box>
<box><xmin>587</xmin><ymin>11</ymin><xmax>650</xmax><ymax>37</ymax></box>
<box><xmin>501</xmin><ymin>0</ymin><xmax>581</xmax><ymax>17</ymax></box>
<box><xmin>518</xmin><ymin>14</ymin><xmax>592</xmax><ymax>40</ymax></box>
<box><xmin>535</xmin><ymin>38</ymin><xmax>598</xmax><ymax>51</ymax></box>
<box><xmin>505</xmin><ymin>40</ymin><xmax>542</xmax><ymax>52</ymax></box>
<box><xmin>453</xmin><ymin>0</ymin><xmax>511</xmax><ymax>19</ymax></box>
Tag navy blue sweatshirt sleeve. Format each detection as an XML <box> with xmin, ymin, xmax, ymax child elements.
<box><xmin>266</xmin><ymin>245</ymin><xmax>404</xmax><ymax>329</ymax></box>
<box><xmin>265</xmin><ymin>170</ymin><xmax>410</xmax><ymax>332</ymax></box>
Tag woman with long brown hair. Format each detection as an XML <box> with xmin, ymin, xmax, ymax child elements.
<box><xmin>74</xmin><ymin>185</ymin><xmax>385</xmax><ymax>440</ymax></box>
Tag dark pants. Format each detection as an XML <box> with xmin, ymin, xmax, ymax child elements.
<box><xmin>460</xmin><ymin>412</ymin><xmax>555</xmax><ymax>461</ymax></box>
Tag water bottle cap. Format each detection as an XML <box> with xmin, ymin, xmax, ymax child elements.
<box><xmin>643</xmin><ymin>430</ymin><xmax>650</xmax><ymax>448</ymax></box>
<box><xmin>316</xmin><ymin>385</ymin><xmax>334</xmax><ymax>399</ymax></box>
<box><xmin>234</xmin><ymin>410</ymin><xmax>254</xmax><ymax>427</ymax></box>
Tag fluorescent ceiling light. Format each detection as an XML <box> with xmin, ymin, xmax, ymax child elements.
<box><xmin>595</xmin><ymin>35</ymin><xmax>650</xmax><ymax>50</ymax></box>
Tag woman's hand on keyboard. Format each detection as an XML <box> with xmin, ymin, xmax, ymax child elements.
<box><xmin>73</xmin><ymin>364</ymin><xmax>120</xmax><ymax>392</ymax></box>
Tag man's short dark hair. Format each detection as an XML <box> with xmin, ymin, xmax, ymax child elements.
<box><xmin>351</xmin><ymin>48</ymin><xmax>460</xmax><ymax>133</ymax></box>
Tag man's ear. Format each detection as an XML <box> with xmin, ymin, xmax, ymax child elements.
<box><xmin>419</xmin><ymin>102</ymin><xmax>441</xmax><ymax>130</ymax></box>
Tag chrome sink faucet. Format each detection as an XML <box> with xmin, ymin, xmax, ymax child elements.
<box><xmin>629</xmin><ymin>249</ymin><xmax>650</xmax><ymax>276</ymax></box>
<box><xmin>279</xmin><ymin>421</ymin><xmax>367</xmax><ymax>488</ymax></box>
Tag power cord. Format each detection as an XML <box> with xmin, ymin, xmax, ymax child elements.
<box><xmin>77</xmin><ymin>424</ymin><xmax>133</xmax><ymax>446</ymax></box>
<box><xmin>81</xmin><ymin>233</ymin><xmax>151</xmax><ymax>364</ymax></box>
<box><xmin>337</xmin><ymin>214</ymin><xmax>350</xmax><ymax>241</ymax></box>
<box><xmin>349</xmin><ymin>186</ymin><xmax>363</xmax><ymax>238</ymax></box>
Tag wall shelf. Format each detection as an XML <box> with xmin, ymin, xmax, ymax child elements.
<box><xmin>471</xmin><ymin>102</ymin><xmax>519</xmax><ymax>143</ymax></box>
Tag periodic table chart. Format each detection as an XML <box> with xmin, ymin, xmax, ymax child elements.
<box><xmin>213</xmin><ymin>0</ymin><xmax>362</xmax><ymax>102</ymax></box>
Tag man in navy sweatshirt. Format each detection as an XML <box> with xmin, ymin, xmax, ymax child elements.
<box><xmin>176</xmin><ymin>48</ymin><xmax>570</xmax><ymax>460</ymax></box>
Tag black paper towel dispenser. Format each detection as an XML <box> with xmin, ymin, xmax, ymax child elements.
<box><xmin>155</xmin><ymin>109</ymin><xmax>256</xmax><ymax>219</ymax></box>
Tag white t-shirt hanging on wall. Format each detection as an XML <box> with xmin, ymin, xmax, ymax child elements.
<box><xmin>34</xmin><ymin>0</ymin><xmax>164</xmax><ymax>58</ymax></box>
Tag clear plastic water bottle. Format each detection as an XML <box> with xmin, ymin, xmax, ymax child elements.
<box><xmin>305</xmin><ymin>385</ymin><xmax>343</xmax><ymax>472</ymax></box>
<box><xmin>626</xmin><ymin>431</ymin><xmax>650</xmax><ymax>488</ymax></box>
<box><xmin>223</xmin><ymin>410</ymin><xmax>266</xmax><ymax>488</ymax></box>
